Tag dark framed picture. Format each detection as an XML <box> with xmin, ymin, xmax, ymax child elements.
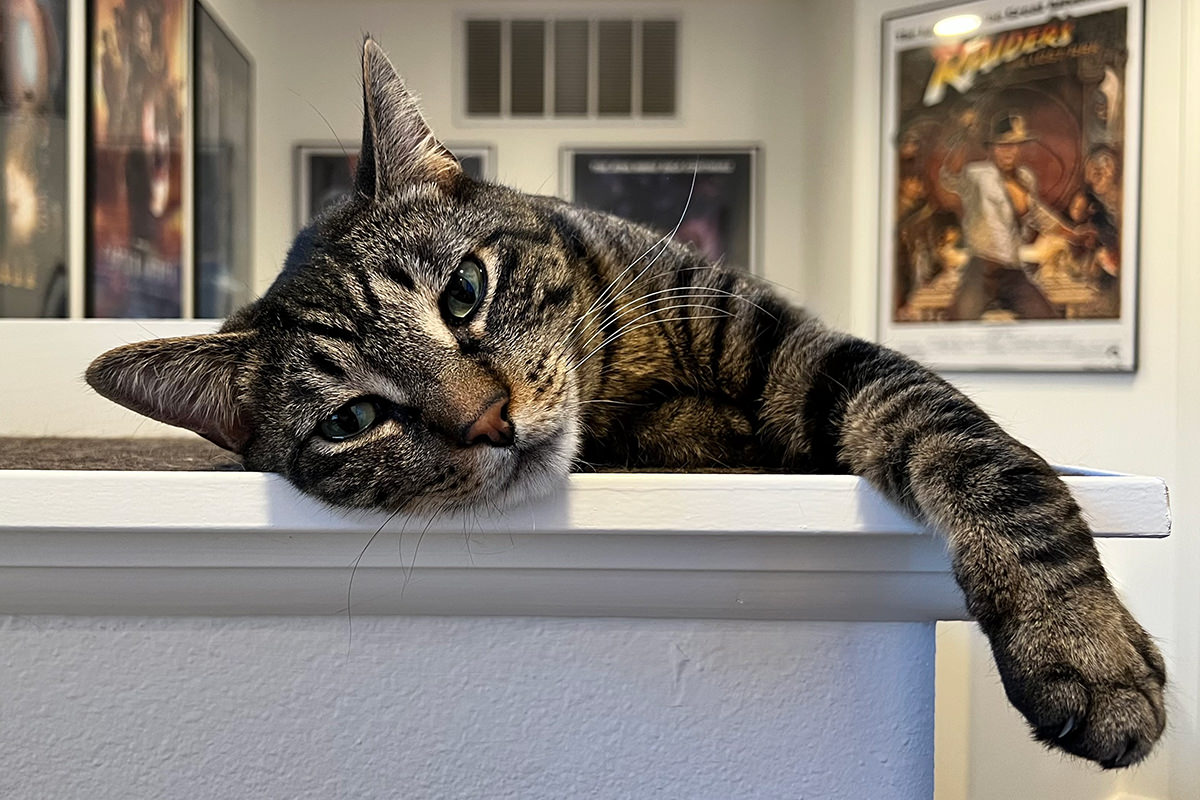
<box><xmin>0</xmin><ymin>0</ymin><xmax>69</xmax><ymax>317</ymax></box>
<box><xmin>193</xmin><ymin>1</ymin><xmax>252</xmax><ymax>319</ymax></box>
<box><xmin>561</xmin><ymin>148</ymin><xmax>759</xmax><ymax>273</ymax></box>
<box><xmin>879</xmin><ymin>0</ymin><xmax>1143</xmax><ymax>371</ymax></box>
<box><xmin>294</xmin><ymin>142</ymin><xmax>495</xmax><ymax>230</ymax></box>
<box><xmin>448</xmin><ymin>144</ymin><xmax>493</xmax><ymax>185</ymax></box>
<box><xmin>294</xmin><ymin>143</ymin><xmax>356</xmax><ymax>231</ymax></box>
<box><xmin>88</xmin><ymin>0</ymin><xmax>189</xmax><ymax>318</ymax></box>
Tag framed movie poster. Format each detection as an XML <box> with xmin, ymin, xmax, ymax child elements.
<box><xmin>295</xmin><ymin>142</ymin><xmax>494</xmax><ymax>230</ymax></box>
<box><xmin>88</xmin><ymin>0</ymin><xmax>189</xmax><ymax>318</ymax></box>
<box><xmin>0</xmin><ymin>0</ymin><xmax>69</xmax><ymax>317</ymax></box>
<box><xmin>194</xmin><ymin>1</ymin><xmax>252</xmax><ymax>319</ymax></box>
<box><xmin>879</xmin><ymin>0</ymin><xmax>1142</xmax><ymax>371</ymax></box>
<box><xmin>563</xmin><ymin>148</ymin><xmax>758</xmax><ymax>273</ymax></box>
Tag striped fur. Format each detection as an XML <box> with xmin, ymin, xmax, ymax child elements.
<box><xmin>86</xmin><ymin>38</ymin><xmax>1164</xmax><ymax>768</ymax></box>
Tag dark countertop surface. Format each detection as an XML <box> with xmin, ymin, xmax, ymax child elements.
<box><xmin>0</xmin><ymin>438</ymin><xmax>778</xmax><ymax>474</ymax></box>
<box><xmin>0</xmin><ymin>437</ymin><xmax>244</xmax><ymax>471</ymax></box>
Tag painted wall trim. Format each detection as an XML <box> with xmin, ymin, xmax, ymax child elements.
<box><xmin>0</xmin><ymin>471</ymin><xmax>1168</xmax><ymax>617</ymax></box>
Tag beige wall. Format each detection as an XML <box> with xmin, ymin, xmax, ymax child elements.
<box><xmin>1169</xmin><ymin>3</ymin><xmax>1200</xmax><ymax>797</ymax></box>
<box><xmin>212</xmin><ymin>0</ymin><xmax>811</xmax><ymax>302</ymax></box>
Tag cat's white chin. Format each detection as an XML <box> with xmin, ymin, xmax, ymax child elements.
<box><xmin>490</xmin><ymin>418</ymin><xmax>580</xmax><ymax>510</ymax></box>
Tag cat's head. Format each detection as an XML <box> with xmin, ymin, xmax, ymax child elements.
<box><xmin>87</xmin><ymin>39</ymin><xmax>589</xmax><ymax>512</ymax></box>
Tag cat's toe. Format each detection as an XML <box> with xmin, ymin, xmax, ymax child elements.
<box><xmin>1029</xmin><ymin>677</ymin><xmax>1165</xmax><ymax>768</ymax></box>
<box><xmin>996</xmin><ymin>606</ymin><xmax>1167</xmax><ymax>768</ymax></box>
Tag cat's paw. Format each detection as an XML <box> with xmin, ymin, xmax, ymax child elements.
<box><xmin>993</xmin><ymin>600</ymin><xmax>1166</xmax><ymax>768</ymax></box>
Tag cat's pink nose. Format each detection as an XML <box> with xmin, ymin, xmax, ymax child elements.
<box><xmin>464</xmin><ymin>397</ymin><xmax>514</xmax><ymax>447</ymax></box>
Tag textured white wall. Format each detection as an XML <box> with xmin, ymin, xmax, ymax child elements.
<box><xmin>0</xmin><ymin>617</ymin><xmax>934</xmax><ymax>799</ymax></box>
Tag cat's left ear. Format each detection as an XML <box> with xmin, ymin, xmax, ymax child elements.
<box><xmin>356</xmin><ymin>37</ymin><xmax>462</xmax><ymax>199</ymax></box>
<box><xmin>85</xmin><ymin>332</ymin><xmax>256</xmax><ymax>453</ymax></box>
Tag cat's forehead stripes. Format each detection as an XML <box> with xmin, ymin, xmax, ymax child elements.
<box><xmin>382</xmin><ymin>259</ymin><xmax>416</xmax><ymax>291</ymax></box>
<box><xmin>276</xmin><ymin>307</ymin><xmax>360</xmax><ymax>344</ymax></box>
<box><xmin>343</xmin><ymin>265</ymin><xmax>383</xmax><ymax>313</ymax></box>
<box><xmin>308</xmin><ymin>348</ymin><xmax>347</xmax><ymax>381</ymax></box>
<box><xmin>359</xmin><ymin>263</ymin><xmax>433</xmax><ymax>310</ymax></box>
<box><xmin>475</xmin><ymin>223</ymin><xmax>557</xmax><ymax>249</ymax></box>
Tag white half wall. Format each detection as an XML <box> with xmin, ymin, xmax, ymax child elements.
<box><xmin>0</xmin><ymin>616</ymin><xmax>935</xmax><ymax>799</ymax></box>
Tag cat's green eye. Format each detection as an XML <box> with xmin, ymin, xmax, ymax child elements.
<box><xmin>319</xmin><ymin>398</ymin><xmax>382</xmax><ymax>441</ymax></box>
<box><xmin>440</xmin><ymin>258</ymin><xmax>486</xmax><ymax>323</ymax></box>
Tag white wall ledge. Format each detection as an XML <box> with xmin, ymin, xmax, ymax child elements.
<box><xmin>0</xmin><ymin>471</ymin><xmax>1169</xmax><ymax>618</ymax></box>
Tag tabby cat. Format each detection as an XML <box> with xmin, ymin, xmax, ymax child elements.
<box><xmin>86</xmin><ymin>39</ymin><xmax>1165</xmax><ymax>768</ymax></box>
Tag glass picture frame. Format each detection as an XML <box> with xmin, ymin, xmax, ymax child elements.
<box><xmin>878</xmin><ymin>0</ymin><xmax>1144</xmax><ymax>371</ymax></box>
<box><xmin>87</xmin><ymin>0</ymin><xmax>190</xmax><ymax>318</ymax></box>
<box><xmin>193</xmin><ymin>0</ymin><xmax>253</xmax><ymax>319</ymax></box>
<box><xmin>560</xmin><ymin>147</ymin><xmax>760</xmax><ymax>274</ymax></box>
<box><xmin>0</xmin><ymin>0</ymin><xmax>69</xmax><ymax>318</ymax></box>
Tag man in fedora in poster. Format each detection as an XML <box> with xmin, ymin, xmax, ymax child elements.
<box><xmin>939</xmin><ymin>111</ymin><xmax>1086</xmax><ymax>321</ymax></box>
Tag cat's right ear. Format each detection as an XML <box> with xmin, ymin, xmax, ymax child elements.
<box><xmin>355</xmin><ymin>37</ymin><xmax>462</xmax><ymax>200</ymax></box>
<box><xmin>86</xmin><ymin>332</ymin><xmax>255</xmax><ymax>453</ymax></box>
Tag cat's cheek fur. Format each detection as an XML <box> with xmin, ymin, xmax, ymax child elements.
<box><xmin>280</xmin><ymin>414</ymin><xmax>579</xmax><ymax>514</ymax></box>
<box><xmin>509</xmin><ymin>373</ymin><xmax>571</xmax><ymax>440</ymax></box>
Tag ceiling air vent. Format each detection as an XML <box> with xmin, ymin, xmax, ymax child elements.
<box><xmin>464</xmin><ymin>17</ymin><xmax>678</xmax><ymax>119</ymax></box>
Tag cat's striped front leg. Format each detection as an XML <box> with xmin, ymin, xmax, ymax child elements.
<box><xmin>759</xmin><ymin>330</ymin><xmax>1166</xmax><ymax>768</ymax></box>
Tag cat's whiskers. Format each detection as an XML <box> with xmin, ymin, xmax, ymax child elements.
<box><xmin>570</xmin><ymin>262</ymin><xmax>796</xmax><ymax>354</ymax></box>
<box><xmin>562</xmin><ymin>236</ymin><xmax>673</xmax><ymax>346</ymax></box>
<box><xmin>579</xmin><ymin>301</ymin><xmax>734</xmax><ymax>358</ymax></box>
<box><xmin>579</xmin><ymin>286</ymin><xmax>777</xmax><ymax>351</ymax></box>
<box><xmin>605</xmin><ymin>282</ymin><xmax>775</xmax><ymax>321</ymax></box>
<box><xmin>569</xmin><ymin>311</ymin><xmax>735</xmax><ymax>374</ymax></box>
<box><xmin>345</xmin><ymin>506</ymin><xmax>401</xmax><ymax>656</ymax></box>
<box><xmin>292</xmin><ymin>90</ymin><xmax>361</xmax><ymax>201</ymax></box>
<box><xmin>563</xmin><ymin>167</ymin><xmax>700</xmax><ymax>344</ymax></box>
<box><xmin>580</xmin><ymin>233</ymin><xmax>686</xmax><ymax>335</ymax></box>
<box><xmin>399</xmin><ymin>498</ymin><xmax>454</xmax><ymax>602</ymax></box>
<box><xmin>577</xmin><ymin>291</ymin><xmax>734</xmax><ymax>352</ymax></box>
<box><xmin>395</xmin><ymin>509</ymin><xmax>416</xmax><ymax>581</ymax></box>
<box><xmin>565</xmin><ymin>263</ymin><xmax>730</xmax><ymax>351</ymax></box>
<box><xmin>463</xmin><ymin>510</ymin><xmax>475</xmax><ymax>567</ymax></box>
<box><xmin>575</xmin><ymin>398</ymin><xmax>648</xmax><ymax>407</ymax></box>
<box><xmin>570</xmin><ymin>315</ymin><xmax>734</xmax><ymax>376</ymax></box>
